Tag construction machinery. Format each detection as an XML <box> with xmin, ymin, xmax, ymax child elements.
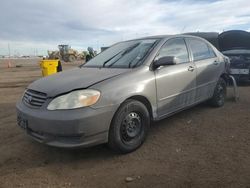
<box><xmin>47</xmin><ymin>45</ymin><xmax>98</xmax><ymax>63</ymax></box>
<box><xmin>48</xmin><ymin>50</ymin><xmax>60</xmax><ymax>60</ymax></box>
<box><xmin>58</xmin><ymin>45</ymin><xmax>81</xmax><ymax>62</ymax></box>
<box><xmin>48</xmin><ymin>45</ymin><xmax>85</xmax><ymax>62</ymax></box>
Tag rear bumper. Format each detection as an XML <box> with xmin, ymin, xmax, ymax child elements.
<box><xmin>16</xmin><ymin>101</ymin><xmax>117</xmax><ymax>148</ymax></box>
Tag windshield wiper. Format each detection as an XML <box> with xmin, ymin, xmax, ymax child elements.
<box><xmin>102</xmin><ymin>51</ymin><xmax>123</xmax><ymax>67</ymax></box>
<box><xmin>107</xmin><ymin>43</ymin><xmax>140</xmax><ymax>68</ymax></box>
<box><xmin>121</xmin><ymin>43</ymin><xmax>140</xmax><ymax>56</ymax></box>
<box><xmin>131</xmin><ymin>42</ymin><xmax>157</xmax><ymax>68</ymax></box>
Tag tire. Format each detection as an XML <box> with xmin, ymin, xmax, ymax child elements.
<box><xmin>68</xmin><ymin>55</ymin><xmax>76</xmax><ymax>62</ymax></box>
<box><xmin>209</xmin><ymin>78</ymin><xmax>227</xmax><ymax>107</ymax></box>
<box><xmin>108</xmin><ymin>99</ymin><xmax>150</xmax><ymax>153</ymax></box>
<box><xmin>62</xmin><ymin>57</ymin><xmax>68</xmax><ymax>62</ymax></box>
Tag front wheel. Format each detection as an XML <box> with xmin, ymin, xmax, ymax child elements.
<box><xmin>108</xmin><ymin>100</ymin><xmax>150</xmax><ymax>153</ymax></box>
<box><xmin>68</xmin><ymin>55</ymin><xmax>76</xmax><ymax>62</ymax></box>
<box><xmin>209</xmin><ymin>78</ymin><xmax>227</xmax><ymax>107</ymax></box>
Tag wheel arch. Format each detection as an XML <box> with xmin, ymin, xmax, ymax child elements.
<box><xmin>112</xmin><ymin>95</ymin><xmax>154</xmax><ymax>123</ymax></box>
<box><xmin>127</xmin><ymin>95</ymin><xmax>153</xmax><ymax>120</ymax></box>
<box><xmin>220</xmin><ymin>73</ymin><xmax>229</xmax><ymax>85</ymax></box>
<box><xmin>108</xmin><ymin>95</ymin><xmax>152</xmax><ymax>153</ymax></box>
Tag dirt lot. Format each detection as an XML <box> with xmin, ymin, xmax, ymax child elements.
<box><xmin>0</xmin><ymin>58</ymin><xmax>250</xmax><ymax>188</ymax></box>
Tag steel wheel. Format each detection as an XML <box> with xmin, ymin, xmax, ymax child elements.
<box><xmin>108</xmin><ymin>99</ymin><xmax>150</xmax><ymax>153</ymax></box>
<box><xmin>209</xmin><ymin>78</ymin><xmax>227</xmax><ymax>107</ymax></box>
<box><xmin>120</xmin><ymin>112</ymin><xmax>142</xmax><ymax>143</ymax></box>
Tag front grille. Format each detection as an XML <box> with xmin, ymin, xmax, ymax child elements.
<box><xmin>23</xmin><ymin>89</ymin><xmax>47</xmax><ymax>108</ymax></box>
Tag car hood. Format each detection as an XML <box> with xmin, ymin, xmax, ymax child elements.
<box><xmin>219</xmin><ymin>30</ymin><xmax>250</xmax><ymax>51</ymax></box>
<box><xmin>28</xmin><ymin>67</ymin><xmax>129</xmax><ymax>97</ymax></box>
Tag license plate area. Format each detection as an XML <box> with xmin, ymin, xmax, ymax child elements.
<box><xmin>230</xmin><ymin>69</ymin><xmax>249</xmax><ymax>75</ymax></box>
<box><xmin>17</xmin><ymin>114</ymin><xmax>28</xmax><ymax>129</ymax></box>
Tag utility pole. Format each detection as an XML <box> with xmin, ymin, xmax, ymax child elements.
<box><xmin>8</xmin><ymin>43</ymin><xmax>10</xmax><ymax>57</ymax></box>
<box><xmin>7</xmin><ymin>43</ymin><xmax>12</xmax><ymax>68</ymax></box>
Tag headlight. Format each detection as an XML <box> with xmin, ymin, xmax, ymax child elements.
<box><xmin>47</xmin><ymin>89</ymin><xmax>100</xmax><ymax>110</ymax></box>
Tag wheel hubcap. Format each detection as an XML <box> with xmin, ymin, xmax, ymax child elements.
<box><xmin>121</xmin><ymin>112</ymin><xmax>142</xmax><ymax>142</ymax></box>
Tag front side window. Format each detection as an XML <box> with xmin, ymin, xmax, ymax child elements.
<box><xmin>187</xmin><ymin>38</ymin><xmax>216</xmax><ymax>61</ymax></box>
<box><xmin>82</xmin><ymin>39</ymin><xmax>158</xmax><ymax>68</ymax></box>
<box><xmin>157</xmin><ymin>38</ymin><xmax>189</xmax><ymax>64</ymax></box>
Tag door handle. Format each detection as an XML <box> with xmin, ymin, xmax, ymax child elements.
<box><xmin>188</xmin><ymin>66</ymin><xmax>195</xmax><ymax>72</ymax></box>
<box><xmin>213</xmin><ymin>60</ymin><xmax>219</xmax><ymax>65</ymax></box>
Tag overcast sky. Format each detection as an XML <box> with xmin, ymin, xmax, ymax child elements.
<box><xmin>0</xmin><ymin>0</ymin><xmax>250</xmax><ymax>55</ymax></box>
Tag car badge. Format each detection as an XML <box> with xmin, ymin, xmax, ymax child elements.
<box><xmin>27</xmin><ymin>95</ymin><xmax>33</xmax><ymax>103</ymax></box>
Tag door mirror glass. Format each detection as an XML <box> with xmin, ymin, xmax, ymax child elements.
<box><xmin>154</xmin><ymin>56</ymin><xmax>178</xmax><ymax>69</ymax></box>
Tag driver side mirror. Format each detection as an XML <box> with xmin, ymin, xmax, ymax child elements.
<box><xmin>153</xmin><ymin>56</ymin><xmax>178</xmax><ymax>69</ymax></box>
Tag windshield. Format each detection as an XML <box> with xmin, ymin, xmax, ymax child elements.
<box><xmin>82</xmin><ymin>39</ymin><xmax>158</xmax><ymax>68</ymax></box>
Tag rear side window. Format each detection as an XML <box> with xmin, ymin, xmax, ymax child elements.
<box><xmin>187</xmin><ymin>38</ymin><xmax>216</xmax><ymax>61</ymax></box>
<box><xmin>157</xmin><ymin>38</ymin><xmax>189</xmax><ymax>64</ymax></box>
<box><xmin>207</xmin><ymin>44</ymin><xmax>216</xmax><ymax>58</ymax></box>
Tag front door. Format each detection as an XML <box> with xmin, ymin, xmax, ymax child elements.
<box><xmin>155</xmin><ymin>38</ymin><xmax>196</xmax><ymax>118</ymax></box>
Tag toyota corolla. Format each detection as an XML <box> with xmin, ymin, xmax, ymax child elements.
<box><xmin>16</xmin><ymin>35</ymin><xmax>228</xmax><ymax>153</ymax></box>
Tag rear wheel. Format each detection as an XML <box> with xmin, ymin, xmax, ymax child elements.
<box><xmin>209</xmin><ymin>78</ymin><xmax>227</xmax><ymax>107</ymax></box>
<box><xmin>108</xmin><ymin>99</ymin><xmax>150</xmax><ymax>153</ymax></box>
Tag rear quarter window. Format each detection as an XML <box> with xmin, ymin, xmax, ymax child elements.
<box><xmin>187</xmin><ymin>38</ymin><xmax>216</xmax><ymax>61</ymax></box>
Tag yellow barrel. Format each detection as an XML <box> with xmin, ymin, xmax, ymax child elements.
<box><xmin>40</xmin><ymin>60</ymin><xmax>59</xmax><ymax>77</ymax></box>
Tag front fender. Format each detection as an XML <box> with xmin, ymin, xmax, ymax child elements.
<box><xmin>90</xmin><ymin>66</ymin><xmax>158</xmax><ymax>118</ymax></box>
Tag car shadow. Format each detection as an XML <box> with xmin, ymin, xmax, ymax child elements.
<box><xmin>1</xmin><ymin>86</ymin><xmax>237</xmax><ymax>177</ymax></box>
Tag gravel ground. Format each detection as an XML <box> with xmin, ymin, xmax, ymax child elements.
<box><xmin>0</xmin><ymin>58</ymin><xmax>250</xmax><ymax>188</ymax></box>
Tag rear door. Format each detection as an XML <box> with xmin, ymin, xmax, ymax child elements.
<box><xmin>185</xmin><ymin>38</ymin><xmax>220</xmax><ymax>102</ymax></box>
<box><xmin>154</xmin><ymin>38</ymin><xmax>196</xmax><ymax>118</ymax></box>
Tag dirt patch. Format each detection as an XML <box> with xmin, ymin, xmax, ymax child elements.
<box><xmin>0</xmin><ymin>59</ymin><xmax>250</xmax><ymax>188</ymax></box>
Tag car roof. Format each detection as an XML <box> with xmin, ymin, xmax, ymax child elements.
<box><xmin>183</xmin><ymin>32</ymin><xmax>220</xmax><ymax>49</ymax></box>
<box><xmin>130</xmin><ymin>34</ymin><xmax>207</xmax><ymax>41</ymax></box>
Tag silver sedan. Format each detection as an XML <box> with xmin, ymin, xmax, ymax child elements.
<box><xmin>16</xmin><ymin>35</ymin><xmax>228</xmax><ymax>153</ymax></box>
